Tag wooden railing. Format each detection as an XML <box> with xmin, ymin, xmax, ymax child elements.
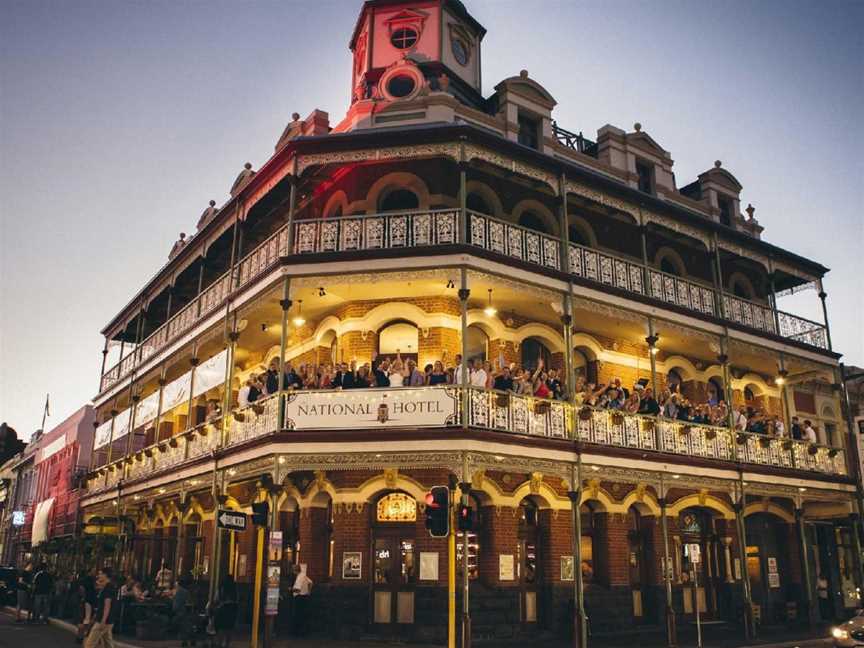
<box><xmin>100</xmin><ymin>210</ymin><xmax>830</xmax><ymax>393</ymax></box>
<box><xmin>84</xmin><ymin>387</ymin><xmax>847</xmax><ymax>496</ymax></box>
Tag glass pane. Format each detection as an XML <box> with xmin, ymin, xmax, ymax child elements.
<box><xmin>400</xmin><ymin>539</ymin><xmax>415</xmax><ymax>584</ymax></box>
<box><xmin>397</xmin><ymin>591</ymin><xmax>415</xmax><ymax>624</ymax></box>
<box><xmin>374</xmin><ymin>591</ymin><xmax>392</xmax><ymax>624</ymax></box>
<box><xmin>374</xmin><ymin>538</ymin><xmax>392</xmax><ymax>585</ymax></box>
<box><xmin>581</xmin><ymin>535</ymin><xmax>594</xmax><ymax>582</ymax></box>
<box><xmin>456</xmin><ymin>531</ymin><xmax>479</xmax><ymax>579</ymax></box>
<box><xmin>524</xmin><ymin>542</ymin><xmax>537</xmax><ymax>584</ymax></box>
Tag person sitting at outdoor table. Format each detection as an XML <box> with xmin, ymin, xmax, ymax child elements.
<box><xmin>154</xmin><ymin>561</ymin><xmax>174</xmax><ymax>592</ymax></box>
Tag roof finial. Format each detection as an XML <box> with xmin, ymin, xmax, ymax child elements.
<box><xmin>714</xmin><ymin>159</ymin><xmax>722</xmax><ymax>168</ymax></box>
<box><xmin>519</xmin><ymin>69</ymin><xmax>529</xmax><ymax>79</ymax></box>
<box><xmin>292</xmin><ymin>112</ymin><xmax>301</xmax><ymax>121</ymax></box>
<box><xmin>633</xmin><ymin>122</ymin><xmax>642</xmax><ymax>132</ymax></box>
<box><xmin>209</xmin><ymin>200</ymin><xmax>216</xmax><ymax>207</ymax></box>
<box><xmin>244</xmin><ymin>162</ymin><xmax>252</xmax><ymax>170</ymax></box>
<box><xmin>746</xmin><ymin>203</ymin><xmax>755</xmax><ymax>220</ymax></box>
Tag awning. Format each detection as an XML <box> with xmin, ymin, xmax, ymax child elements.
<box><xmin>31</xmin><ymin>497</ymin><xmax>55</xmax><ymax>546</ymax></box>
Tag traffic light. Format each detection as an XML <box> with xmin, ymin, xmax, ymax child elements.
<box><xmin>425</xmin><ymin>485</ymin><xmax>450</xmax><ymax>537</ymax></box>
<box><xmin>457</xmin><ymin>503</ymin><xmax>474</xmax><ymax>532</ymax></box>
<box><xmin>251</xmin><ymin>500</ymin><xmax>270</xmax><ymax>526</ymax></box>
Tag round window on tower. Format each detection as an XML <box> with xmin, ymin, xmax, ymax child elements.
<box><xmin>387</xmin><ymin>75</ymin><xmax>416</xmax><ymax>99</ymax></box>
<box><xmin>452</xmin><ymin>38</ymin><xmax>469</xmax><ymax>66</ymax></box>
<box><xmin>391</xmin><ymin>27</ymin><xmax>418</xmax><ymax>50</ymax></box>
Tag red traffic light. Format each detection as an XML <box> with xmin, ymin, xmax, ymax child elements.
<box><xmin>425</xmin><ymin>485</ymin><xmax>450</xmax><ymax>537</ymax></box>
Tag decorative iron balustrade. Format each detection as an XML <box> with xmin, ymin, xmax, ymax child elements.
<box><xmin>293</xmin><ymin>209</ymin><xmax>459</xmax><ymax>254</ymax></box>
<box><xmin>100</xmin><ymin>210</ymin><xmax>830</xmax><ymax>393</ymax></box>
<box><xmin>469</xmin><ymin>211</ymin><xmax>561</xmax><ymax>270</ymax></box>
<box><xmin>551</xmin><ymin>121</ymin><xmax>598</xmax><ymax>157</ymax></box>
<box><xmin>85</xmin><ymin>387</ymin><xmax>847</xmax><ymax>497</ymax></box>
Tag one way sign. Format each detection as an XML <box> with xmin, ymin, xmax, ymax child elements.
<box><xmin>217</xmin><ymin>509</ymin><xmax>247</xmax><ymax>531</ymax></box>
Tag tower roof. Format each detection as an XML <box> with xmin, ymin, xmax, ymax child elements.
<box><xmin>349</xmin><ymin>0</ymin><xmax>486</xmax><ymax>50</ymax></box>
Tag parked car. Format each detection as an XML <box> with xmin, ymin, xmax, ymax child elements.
<box><xmin>833</xmin><ymin>610</ymin><xmax>864</xmax><ymax>647</ymax></box>
<box><xmin>0</xmin><ymin>567</ymin><xmax>18</xmax><ymax>605</ymax></box>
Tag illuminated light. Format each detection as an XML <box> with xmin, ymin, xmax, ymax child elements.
<box><xmin>833</xmin><ymin>628</ymin><xmax>849</xmax><ymax>640</ymax></box>
<box><xmin>158</xmin><ymin>488</ymin><xmax>166</xmax><ymax>494</ymax></box>
<box><xmin>278</xmin><ymin>456</ymin><xmax>286</xmax><ymax>464</ymax></box>
<box><xmin>591</xmin><ymin>465</ymin><xmax>600</xmax><ymax>472</ymax></box>
<box><xmin>228</xmin><ymin>468</ymin><xmax>237</xmax><ymax>476</ymax></box>
<box><xmin>133</xmin><ymin>495</ymin><xmax>141</xmax><ymax>500</ymax></box>
<box><xmin>798</xmin><ymin>487</ymin><xmax>807</xmax><ymax>492</ymax></box>
<box><xmin>494</xmin><ymin>455</ymin><xmax>504</xmax><ymax>462</ymax></box>
<box><xmin>484</xmin><ymin>288</ymin><xmax>497</xmax><ymax>317</ymax></box>
<box><xmin>650</xmin><ymin>346</ymin><xmax>659</xmax><ymax>356</ymax></box>
<box><xmin>375</xmin><ymin>453</ymin><xmax>382</xmax><ymax>458</ymax></box>
<box><xmin>292</xmin><ymin>299</ymin><xmax>306</xmax><ymax>327</ymax></box>
<box><xmin>672</xmin><ymin>474</ymin><xmax>680</xmax><ymax>479</ymax></box>
<box><xmin>774</xmin><ymin>376</ymin><xmax>785</xmax><ymax>386</ymax></box>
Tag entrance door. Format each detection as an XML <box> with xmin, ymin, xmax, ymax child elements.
<box><xmin>680</xmin><ymin>509</ymin><xmax>717</xmax><ymax>621</ymax></box>
<box><xmin>372</xmin><ymin>532</ymin><xmax>416</xmax><ymax>630</ymax></box>
<box><xmin>518</xmin><ymin>499</ymin><xmax>541</xmax><ymax>624</ymax></box>
<box><xmin>628</xmin><ymin>508</ymin><xmax>653</xmax><ymax>622</ymax></box>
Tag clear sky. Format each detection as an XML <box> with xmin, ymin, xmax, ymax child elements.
<box><xmin>1</xmin><ymin>0</ymin><xmax>862</xmax><ymax>437</ymax></box>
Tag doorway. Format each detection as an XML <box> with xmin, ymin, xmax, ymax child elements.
<box><xmin>518</xmin><ymin>498</ymin><xmax>541</xmax><ymax>624</ymax></box>
<box><xmin>371</xmin><ymin>492</ymin><xmax>418</xmax><ymax>634</ymax></box>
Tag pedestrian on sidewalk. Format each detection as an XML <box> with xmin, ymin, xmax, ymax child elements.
<box><xmin>32</xmin><ymin>563</ymin><xmax>53</xmax><ymax>624</ymax></box>
<box><xmin>84</xmin><ymin>568</ymin><xmax>119</xmax><ymax>648</ymax></box>
<box><xmin>172</xmin><ymin>576</ymin><xmax>194</xmax><ymax>647</ymax></box>
<box><xmin>291</xmin><ymin>564</ymin><xmax>313</xmax><ymax>637</ymax></box>
<box><xmin>209</xmin><ymin>575</ymin><xmax>238</xmax><ymax>648</ymax></box>
<box><xmin>75</xmin><ymin>571</ymin><xmax>96</xmax><ymax>644</ymax></box>
<box><xmin>15</xmin><ymin>567</ymin><xmax>32</xmax><ymax>623</ymax></box>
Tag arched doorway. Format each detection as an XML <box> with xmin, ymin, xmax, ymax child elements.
<box><xmin>628</xmin><ymin>506</ymin><xmax>655</xmax><ymax>623</ymax></box>
<box><xmin>466</xmin><ymin>192</ymin><xmax>492</xmax><ymax>215</ymax></box>
<box><xmin>180</xmin><ymin>513</ymin><xmax>203</xmax><ymax>579</ymax></box>
<box><xmin>372</xmin><ymin>491</ymin><xmax>418</xmax><ymax>632</ymax></box>
<box><xmin>521</xmin><ymin>337</ymin><xmax>551</xmax><ymax>372</ymax></box>
<box><xmin>518</xmin><ymin>497</ymin><xmax>541</xmax><ymax>624</ymax></box>
<box><xmin>679</xmin><ymin>508</ymin><xmax>720</xmax><ymax>621</ymax></box>
<box><xmin>276</xmin><ymin>495</ymin><xmax>300</xmax><ymax>634</ymax></box>
<box><xmin>518</xmin><ymin>211</ymin><xmax>549</xmax><ymax>234</ymax></box>
<box><xmin>380</xmin><ymin>189</ymin><xmax>419</xmax><ymax>212</ymax></box>
<box><xmin>378</xmin><ymin>321</ymin><xmax>420</xmax><ymax>363</ymax></box>
<box><xmin>465</xmin><ymin>324</ymin><xmax>488</xmax><ymax>364</ymax></box>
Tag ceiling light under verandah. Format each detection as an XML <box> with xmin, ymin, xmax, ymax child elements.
<box><xmin>293</xmin><ymin>300</ymin><xmax>306</xmax><ymax>327</ymax></box>
<box><xmin>484</xmin><ymin>289</ymin><xmax>497</xmax><ymax>317</ymax></box>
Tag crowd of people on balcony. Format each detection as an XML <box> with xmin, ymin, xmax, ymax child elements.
<box><xmin>226</xmin><ymin>352</ymin><xmax>824</xmax><ymax>443</ymax></box>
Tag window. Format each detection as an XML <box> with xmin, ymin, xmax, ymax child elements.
<box><xmin>744</xmin><ymin>386</ymin><xmax>756</xmax><ymax>402</ymax></box>
<box><xmin>387</xmin><ymin>75</ymin><xmax>416</xmax><ymax>99</ymax></box>
<box><xmin>521</xmin><ymin>337</ymin><xmax>551</xmax><ymax>372</ymax></box>
<box><xmin>517</xmin><ymin>113</ymin><xmax>540</xmax><ymax>149</ymax></box>
<box><xmin>390</xmin><ymin>27</ymin><xmax>418</xmax><ymax>50</ymax></box>
<box><xmin>376</xmin><ymin>492</ymin><xmax>417</xmax><ymax>523</ymax></box>
<box><xmin>667</xmin><ymin>369</ymin><xmax>683</xmax><ymax>393</ymax></box>
<box><xmin>568</xmin><ymin>225</ymin><xmax>589</xmax><ymax>247</ymax></box>
<box><xmin>718</xmin><ymin>195</ymin><xmax>733</xmax><ymax>227</ymax></box>
<box><xmin>636</xmin><ymin>160</ymin><xmax>654</xmax><ymax>194</ymax></box>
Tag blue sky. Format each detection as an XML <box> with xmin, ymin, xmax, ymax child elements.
<box><xmin>1</xmin><ymin>0</ymin><xmax>862</xmax><ymax>436</ymax></box>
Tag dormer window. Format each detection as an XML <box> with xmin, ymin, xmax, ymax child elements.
<box><xmin>636</xmin><ymin>159</ymin><xmax>654</xmax><ymax>195</ymax></box>
<box><xmin>518</xmin><ymin>113</ymin><xmax>540</xmax><ymax>150</ymax></box>
<box><xmin>718</xmin><ymin>195</ymin><xmax>733</xmax><ymax>227</ymax></box>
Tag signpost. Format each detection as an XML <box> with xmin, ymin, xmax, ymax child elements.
<box><xmin>217</xmin><ymin>509</ymin><xmax>247</xmax><ymax>532</ymax></box>
<box><xmin>687</xmin><ymin>543</ymin><xmax>703</xmax><ymax>648</ymax></box>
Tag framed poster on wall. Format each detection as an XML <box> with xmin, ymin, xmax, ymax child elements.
<box><xmin>342</xmin><ymin>552</ymin><xmax>362</xmax><ymax>580</ymax></box>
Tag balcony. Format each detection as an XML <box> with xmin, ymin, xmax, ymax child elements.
<box><xmin>84</xmin><ymin>386</ymin><xmax>847</xmax><ymax>497</ymax></box>
<box><xmin>99</xmin><ymin>209</ymin><xmax>829</xmax><ymax>393</ymax></box>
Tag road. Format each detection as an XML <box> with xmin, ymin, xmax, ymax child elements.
<box><xmin>0</xmin><ymin>613</ymin><xmax>79</xmax><ymax>648</ymax></box>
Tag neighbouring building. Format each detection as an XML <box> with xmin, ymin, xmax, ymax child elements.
<box><xmin>78</xmin><ymin>1</ymin><xmax>861</xmax><ymax>644</ymax></box>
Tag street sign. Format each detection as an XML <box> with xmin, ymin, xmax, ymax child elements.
<box><xmin>687</xmin><ymin>543</ymin><xmax>701</xmax><ymax>564</ymax></box>
<box><xmin>217</xmin><ymin>509</ymin><xmax>247</xmax><ymax>531</ymax></box>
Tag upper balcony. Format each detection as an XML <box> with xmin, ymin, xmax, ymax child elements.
<box><xmin>99</xmin><ymin>206</ymin><xmax>830</xmax><ymax>395</ymax></box>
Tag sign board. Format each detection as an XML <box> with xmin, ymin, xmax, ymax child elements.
<box><xmin>284</xmin><ymin>387</ymin><xmax>458</xmax><ymax>430</ymax></box>
<box><xmin>499</xmin><ymin>554</ymin><xmax>515</xmax><ymax>581</ymax></box>
<box><xmin>342</xmin><ymin>552</ymin><xmax>362</xmax><ymax>580</ymax></box>
<box><xmin>216</xmin><ymin>509</ymin><xmax>247</xmax><ymax>532</ymax></box>
<box><xmin>687</xmin><ymin>543</ymin><xmax>701</xmax><ymax>564</ymax></box>
<box><xmin>767</xmin><ymin>557</ymin><xmax>778</xmax><ymax>573</ymax></box>
<box><xmin>265</xmin><ymin>586</ymin><xmax>280</xmax><ymax>616</ymax></box>
<box><xmin>768</xmin><ymin>572</ymin><xmax>781</xmax><ymax>589</ymax></box>
<box><xmin>12</xmin><ymin>511</ymin><xmax>25</xmax><ymax>526</ymax></box>
<box><xmin>269</xmin><ymin>531</ymin><xmax>283</xmax><ymax>562</ymax></box>
<box><xmin>419</xmin><ymin>552</ymin><xmax>439</xmax><ymax>581</ymax></box>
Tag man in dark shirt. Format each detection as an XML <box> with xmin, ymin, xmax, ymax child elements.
<box><xmin>790</xmin><ymin>416</ymin><xmax>803</xmax><ymax>440</ymax></box>
<box><xmin>32</xmin><ymin>563</ymin><xmax>52</xmax><ymax>624</ymax></box>
<box><xmin>637</xmin><ymin>387</ymin><xmax>660</xmax><ymax>416</ymax></box>
<box><xmin>283</xmin><ymin>362</ymin><xmax>302</xmax><ymax>390</ymax></box>
<box><xmin>493</xmin><ymin>367</ymin><xmax>514</xmax><ymax>392</ymax></box>
<box><xmin>265</xmin><ymin>358</ymin><xmax>280</xmax><ymax>394</ymax></box>
<box><xmin>85</xmin><ymin>568</ymin><xmax>119</xmax><ymax>648</ymax></box>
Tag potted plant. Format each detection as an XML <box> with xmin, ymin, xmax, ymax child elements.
<box><xmin>781</xmin><ymin>439</ymin><xmax>793</xmax><ymax>451</ymax></box>
<box><xmin>735</xmin><ymin>432</ymin><xmax>748</xmax><ymax>445</ymax></box>
<box><xmin>611</xmin><ymin>412</ymin><xmax>625</xmax><ymax>426</ymax></box>
<box><xmin>705</xmin><ymin>428</ymin><xmax>717</xmax><ymax>440</ymax></box>
<box><xmin>828</xmin><ymin>448</ymin><xmax>839</xmax><ymax>458</ymax></box>
<box><xmin>579</xmin><ymin>406</ymin><xmax>593</xmax><ymax>421</ymax></box>
<box><xmin>679</xmin><ymin>425</ymin><xmax>692</xmax><ymax>437</ymax></box>
<box><xmin>807</xmin><ymin>443</ymin><xmax>819</xmax><ymax>456</ymax></box>
<box><xmin>758</xmin><ymin>436</ymin><xmax>771</xmax><ymax>449</ymax></box>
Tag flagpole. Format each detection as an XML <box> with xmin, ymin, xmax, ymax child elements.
<box><xmin>41</xmin><ymin>393</ymin><xmax>50</xmax><ymax>431</ymax></box>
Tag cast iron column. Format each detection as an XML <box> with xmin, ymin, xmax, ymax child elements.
<box><xmin>568</xmin><ymin>461</ymin><xmax>587</xmax><ymax>648</ymax></box>
<box><xmin>658</xmin><ymin>478</ymin><xmax>677</xmax><ymax>648</ymax></box>
<box><xmin>795</xmin><ymin>506</ymin><xmax>817</xmax><ymax>629</ymax></box>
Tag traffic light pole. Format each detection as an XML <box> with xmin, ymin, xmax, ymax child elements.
<box><xmin>460</xmin><ymin>480</ymin><xmax>472</xmax><ymax>648</ymax></box>
<box><xmin>251</xmin><ymin>489</ymin><xmax>267</xmax><ymax>648</ymax></box>
<box><xmin>448</xmin><ymin>503</ymin><xmax>456</xmax><ymax>648</ymax></box>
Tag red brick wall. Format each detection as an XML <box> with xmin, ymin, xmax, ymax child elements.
<box><xmin>331</xmin><ymin>503</ymin><xmax>370</xmax><ymax>584</ymax></box>
<box><xmin>605</xmin><ymin>512</ymin><xmax>631</xmax><ymax>586</ymax></box>
<box><xmin>479</xmin><ymin>506</ymin><xmax>519</xmax><ymax>587</ymax></box>
<box><xmin>539</xmin><ymin>509</ymin><xmax>573</xmax><ymax>584</ymax></box>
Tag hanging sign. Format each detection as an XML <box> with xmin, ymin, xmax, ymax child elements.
<box><xmin>216</xmin><ymin>509</ymin><xmax>247</xmax><ymax>531</ymax></box>
<box><xmin>687</xmin><ymin>543</ymin><xmax>701</xmax><ymax>564</ymax></box>
<box><xmin>193</xmin><ymin>350</ymin><xmax>228</xmax><ymax>398</ymax></box>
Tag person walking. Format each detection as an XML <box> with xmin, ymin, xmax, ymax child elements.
<box><xmin>172</xmin><ymin>576</ymin><xmax>194</xmax><ymax>647</ymax></box>
<box><xmin>210</xmin><ymin>575</ymin><xmax>238</xmax><ymax>648</ymax></box>
<box><xmin>32</xmin><ymin>563</ymin><xmax>53</xmax><ymax>624</ymax></box>
<box><xmin>291</xmin><ymin>564</ymin><xmax>313</xmax><ymax>637</ymax></box>
<box><xmin>84</xmin><ymin>568</ymin><xmax>119</xmax><ymax>648</ymax></box>
<box><xmin>15</xmin><ymin>568</ymin><xmax>31</xmax><ymax>623</ymax></box>
<box><xmin>75</xmin><ymin>571</ymin><xmax>96</xmax><ymax>644</ymax></box>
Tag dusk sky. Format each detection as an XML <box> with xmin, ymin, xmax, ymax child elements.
<box><xmin>1</xmin><ymin>0</ymin><xmax>862</xmax><ymax>437</ymax></box>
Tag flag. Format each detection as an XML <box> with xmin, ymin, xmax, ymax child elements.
<box><xmin>44</xmin><ymin>393</ymin><xmax>50</xmax><ymax>418</ymax></box>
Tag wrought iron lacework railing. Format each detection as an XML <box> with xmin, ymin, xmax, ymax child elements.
<box><xmin>100</xmin><ymin>209</ymin><xmax>829</xmax><ymax>393</ymax></box>
<box><xmin>85</xmin><ymin>387</ymin><xmax>846</xmax><ymax>496</ymax></box>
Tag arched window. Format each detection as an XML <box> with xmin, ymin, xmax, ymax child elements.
<box><xmin>380</xmin><ymin>189</ymin><xmax>419</xmax><ymax>212</ymax></box>
<box><xmin>708</xmin><ymin>377</ymin><xmax>725</xmax><ymax>403</ymax></box>
<box><xmin>376</xmin><ymin>492</ymin><xmax>417</xmax><ymax>523</ymax></box>
<box><xmin>466</xmin><ymin>193</ymin><xmax>491</xmax><ymax>215</ymax></box>
<box><xmin>733</xmin><ymin>281</ymin><xmax>752</xmax><ymax>299</ymax></box>
<box><xmin>518</xmin><ymin>211</ymin><xmax>548</xmax><ymax>234</ymax></box>
<box><xmin>521</xmin><ymin>338</ymin><xmax>551</xmax><ymax>372</ymax></box>
<box><xmin>744</xmin><ymin>386</ymin><xmax>756</xmax><ymax>402</ymax></box>
<box><xmin>579</xmin><ymin>503</ymin><xmax>597</xmax><ymax>583</ymax></box>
